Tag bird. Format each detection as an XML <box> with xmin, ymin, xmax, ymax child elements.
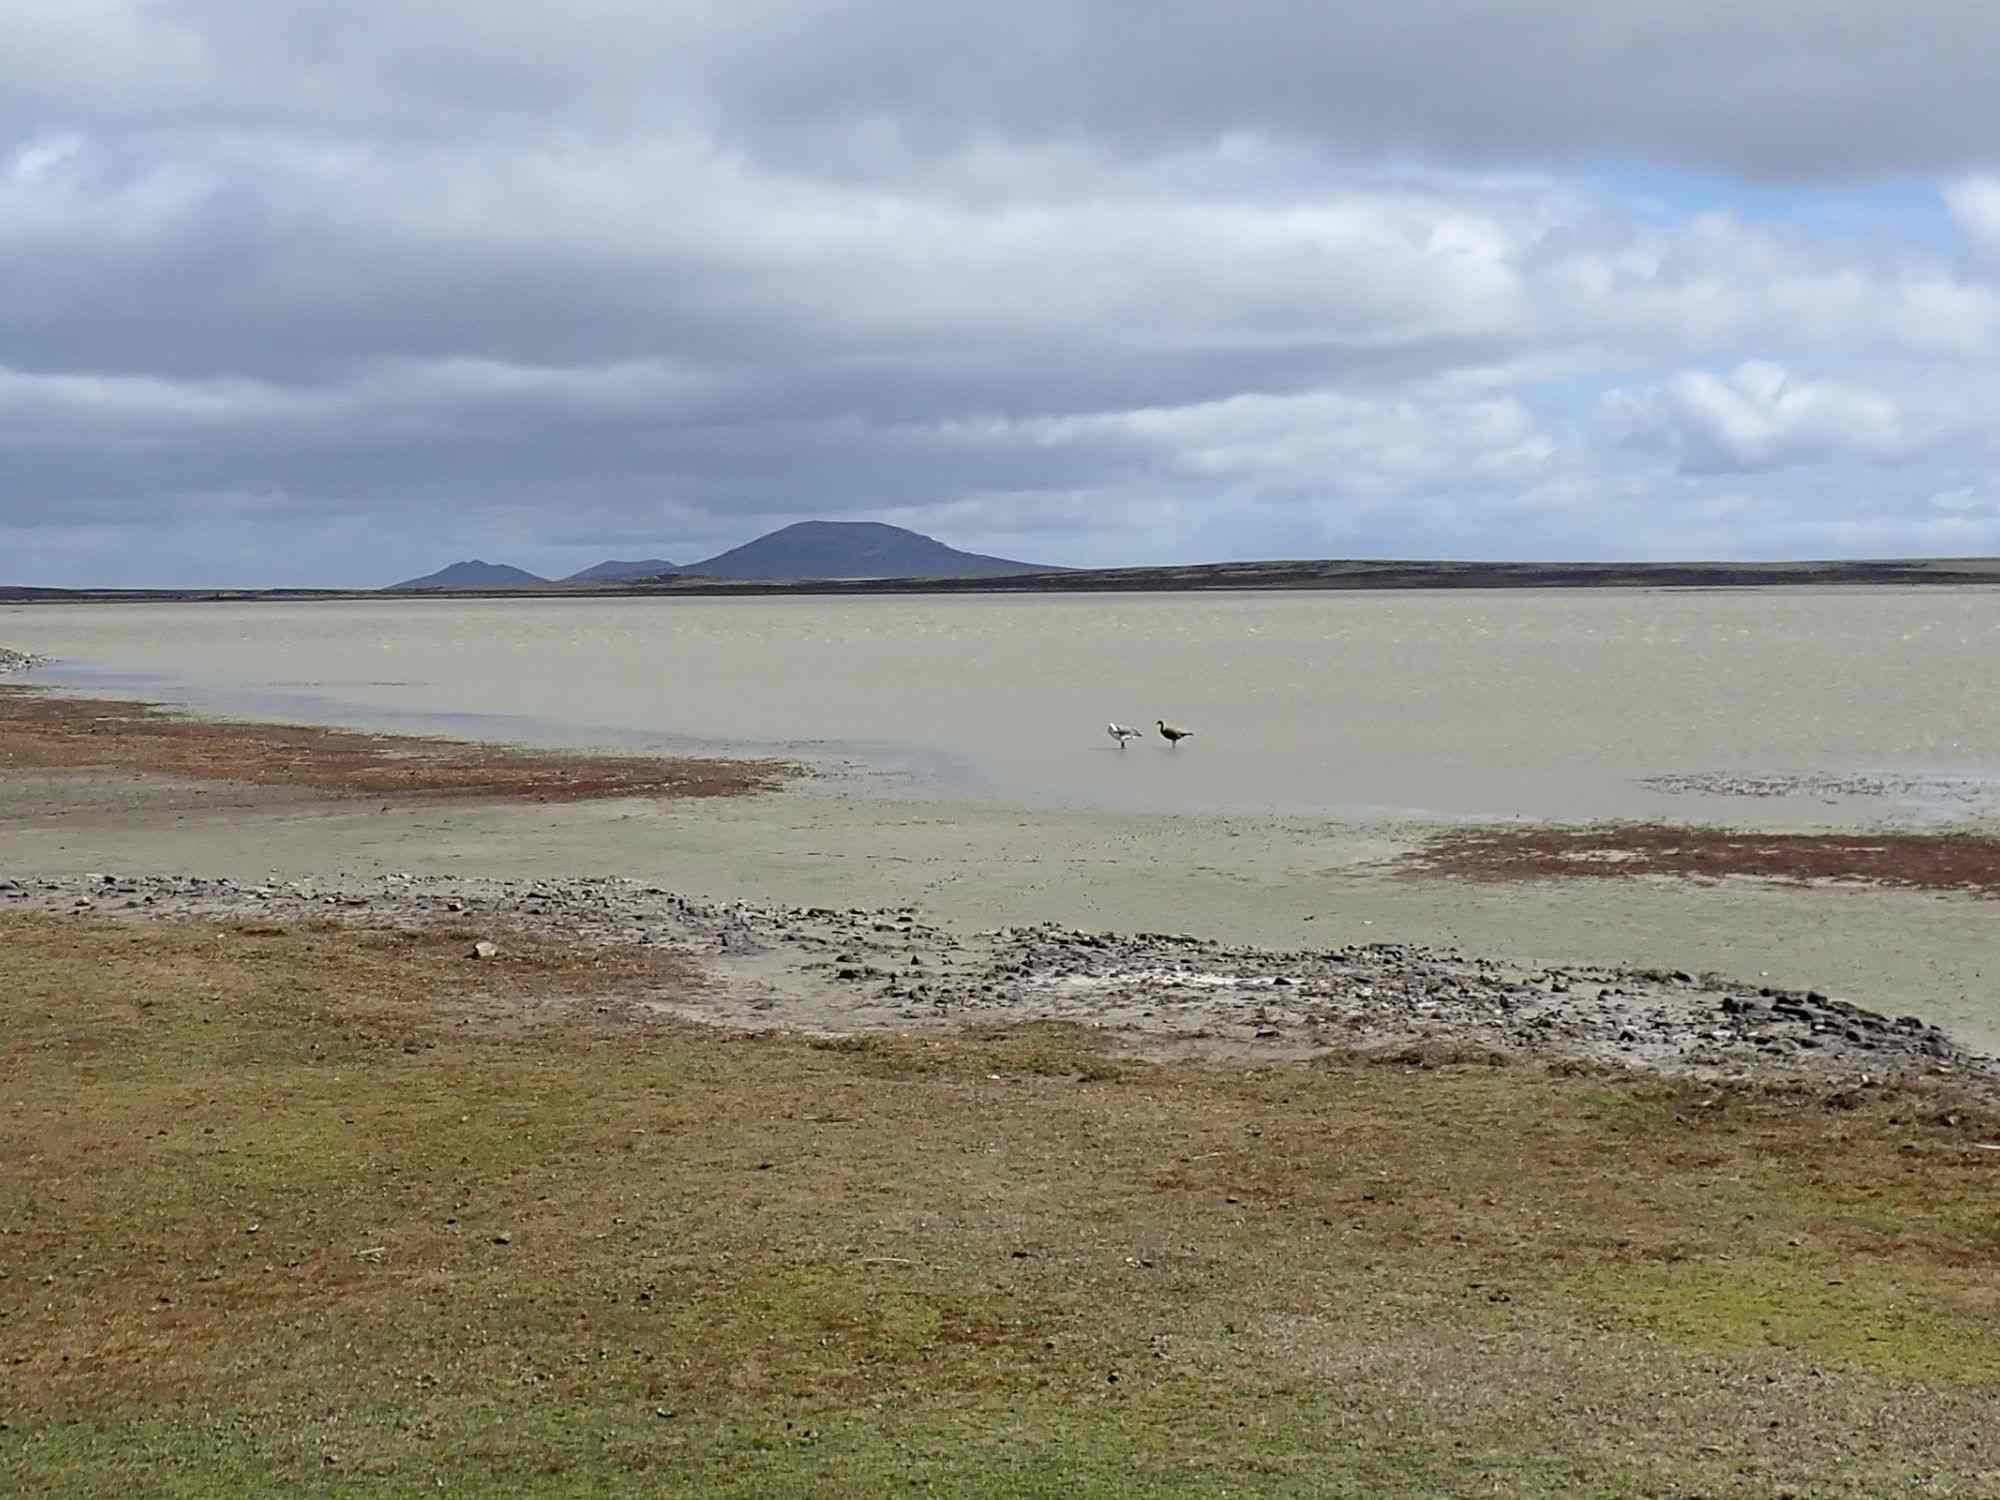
<box><xmin>1156</xmin><ymin>718</ymin><xmax>1193</xmax><ymax>746</ymax></box>
<box><xmin>1107</xmin><ymin>722</ymin><xmax>1141</xmax><ymax>748</ymax></box>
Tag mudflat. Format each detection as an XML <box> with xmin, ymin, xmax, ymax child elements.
<box><xmin>0</xmin><ymin>684</ymin><xmax>792</xmax><ymax>802</ymax></box>
<box><xmin>5</xmin><ymin>682</ymin><xmax>1997</xmax><ymax>1053</ymax></box>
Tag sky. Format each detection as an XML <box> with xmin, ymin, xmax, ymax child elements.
<box><xmin>6</xmin><ymin>1</ymin><xmax>2000</xmax><ymax>586</ymax></box>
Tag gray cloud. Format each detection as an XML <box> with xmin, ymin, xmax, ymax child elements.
<box><xmin>15</xmin><ymin>2</ymin><xmax>2000</xmax><ymax>178</ymax></box>
<box><xmin>5</xmin><ymin>3</ymin><xmax>2000</xmax><ymax>585</ymax></box>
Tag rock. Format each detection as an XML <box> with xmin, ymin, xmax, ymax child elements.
<box><xmin>469</xmin><ymin>941</ymin><xmax>499</xmax><ymax>960</ymax></box>
<box><xmin>493</xmin><ymin>1233</ymin><xmax>512</xmax><ymax>1246</ymax></box>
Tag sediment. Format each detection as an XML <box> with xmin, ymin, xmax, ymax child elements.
<box><xmin>0</xmin><ymin>685</ymin><xmax>792</xmax><ymax>801</ymax></box>
<box><xmin>1401</xmin><ymin>823</ymin><xmax>2000</xmax><ymax>898</ymax></box>
<box><xmin>4</xmin><ymin>870</ymin><xmax>1986</xmax><ymax>1084</ymax></box>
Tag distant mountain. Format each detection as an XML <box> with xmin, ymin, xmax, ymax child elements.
<box><xmin>683</xmin><ymin>521</ymin><xmax>1056</xmax><ymax>580</ymax></box>
<box><xmin>563</xmin><ymin>558</ymin><xmax>680</xmax><ymax>583</ymax></box>
<box><xmin>385</xmin><ymin>560</ymin><xmax>550</xmax><ymax>592</ymax></box>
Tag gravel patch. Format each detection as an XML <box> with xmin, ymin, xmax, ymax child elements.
<box><xmin>5</xmin><ymin>869</ymin><xmax>1988</xmax><ymax>1084</ymax></box>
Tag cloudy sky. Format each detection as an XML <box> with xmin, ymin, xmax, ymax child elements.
<box><xmin>7</xmin><ymin>1</ymin><xmax>2000</xmax><ymax>585</ymax></box>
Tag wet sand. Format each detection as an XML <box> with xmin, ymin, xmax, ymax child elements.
<box><xmin>2</xmin><ymin>677</ymin><xmax>1996</xmax><ymax>1061</ymax></box>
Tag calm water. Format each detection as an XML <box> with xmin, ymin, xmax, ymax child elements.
<box><xmin>7</xmin><ymin>589</ymin><xmax>2000</xmax><ymax>824</ymax></box>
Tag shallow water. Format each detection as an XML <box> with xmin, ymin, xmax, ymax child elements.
<box><xmin>7</xmin><ymin>588</ymin><xmax>2000</xmax><ymax>825</ymax></box>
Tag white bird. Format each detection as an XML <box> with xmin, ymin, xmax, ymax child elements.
<box><xmin>1107</xmin><ymin>722</ymin><xmax>1141</xmax><ymax>748</ymax></box>
<box><xmin>1156</xmin><ymin>718</ymin><xmax>1193</xmax><ymax>746</ymax></box>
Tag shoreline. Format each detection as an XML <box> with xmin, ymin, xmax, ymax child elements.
<box><xmin>3</xmin><ymin>674</ymin><xmax>1997</xmax><ymax>1073</ymax></box>
<box><xmin>5</xmin><ymin>870</ymin><xmax>1987</xmax><ymax>1084</ymax></box>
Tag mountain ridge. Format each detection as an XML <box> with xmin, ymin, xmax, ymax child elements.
<box><xmin>386</xmin><ymin>522</ymin><xmax>1056</xmax><ymax>590</ymax></box>
<box><xmin>386</xmin><ymin>559</ymin><xmax>551</xmax><ymax>591</ymax></box>
<box><xmin>563</xmin><ymin>558</ymin><xmax>680</xmax><ymax>583</ymax></box>
<box><xmin>13</xmin><ymin>554</ymin><xmax>2000</xmax><ymax>601</ymax></box>
<box><xmin>678</xmin><ymin>521</ymin><xmax>1053</xmax><ymax>580</ymax></box>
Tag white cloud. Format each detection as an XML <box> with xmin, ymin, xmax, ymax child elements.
<box><xmin>1535</xmin><ymin>211</ymin><xmax>2000</xmax><ymax>360</ymax></box>
<box><xmin>1947</xmin><ymin>176</ymin><xmax>2000</xmax><ymax>260</ymax></box>
<box><xmin>1607</xmin><ymin>362</ymin><xmax>1912</xmax><ymax>473</ymax></box>
<box><xmin>1930</xmin><ymin>485</ymin><xmax>1997</xmax><ymax>515</ymax></box>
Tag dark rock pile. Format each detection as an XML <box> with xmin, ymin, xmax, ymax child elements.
<box><xmin>2</xmin><ymin>871</ymin><xmax>1984</xmax><ymax>1082</ymax></box>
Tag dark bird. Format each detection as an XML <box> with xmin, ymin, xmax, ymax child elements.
<box><xmin>1156</xmin><ymin>719</ymin><xmax>1193</xmax><ymax>746</ymax></box>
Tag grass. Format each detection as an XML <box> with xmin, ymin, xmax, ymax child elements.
<box><xmin>6</xmin><ymin>912</ymin><xmax>2000</xmax><ymax>1496</ymax></box>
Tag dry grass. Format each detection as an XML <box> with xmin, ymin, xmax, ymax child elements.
<box><xmin>6</xmin><ymin>912</ymin><xmax>2000</xmax><ymax>1497</ymax></box>
<box><xmin>0</xmin><ymin>685</ymin><xmax>792</xmax><ymax>802</ymax></box>
<box><xmin>1401</xmin><ymin>821</ymin><xmax>2000</xmax><ymax>897</ymax></box>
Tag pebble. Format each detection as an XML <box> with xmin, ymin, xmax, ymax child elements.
<box><xmin>0</xmin><ymin>648</ymin><xmax>48</xmax><ymax>675</ymax></box>
<box><xmin>6</xmin><ymin>870</ymin><xmax>1986</xmax><ymax>1084</ymax></box>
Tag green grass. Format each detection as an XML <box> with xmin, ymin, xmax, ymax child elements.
<box><xmin>7</xmin><ymin>913</ymin><xmax>2000</xmax><ymax>1497</ymax></box>
<box><xmin>8</xmin><ymin>1402</ymin><xmax>1643</xmax><ymax>1499</ymax></box>
<box><xmin>1577</xmin><ymin>1257</ymin><xmax>2000</xmax><ymax>1381</ymax></box>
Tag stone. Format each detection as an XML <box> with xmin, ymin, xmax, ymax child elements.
<box><xmin>469</xmin><ymin>941</ymin><xmax>499</xmax><ymax>960</ymax></box>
